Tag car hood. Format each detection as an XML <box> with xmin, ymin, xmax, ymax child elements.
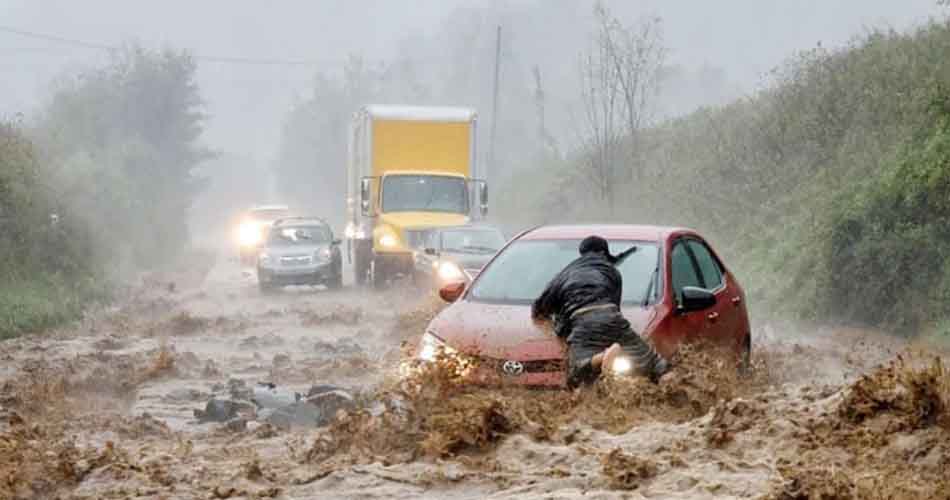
<box><xmin>428</xmin><ymin>301</ymin><xmax>657</xmax><ymax>361</ymax></box>
<box><xmin>262</xmin><ymin>243</ymin><xmax>329</xmax><ymax>257</ymax></box>
<box><xmin>438</xmin><ymin>251</ymin><xmax>496</xmax><ymax>270</ymax></box>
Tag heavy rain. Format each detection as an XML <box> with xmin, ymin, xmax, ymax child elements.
<box><xmin>2</xmin><ymin>1</ymin><xmax>950</xmax><ymax>499</ymax></box>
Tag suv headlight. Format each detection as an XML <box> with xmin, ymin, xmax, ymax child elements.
<box><xmin>418</xmin><ymin>331</ymin><xmax>455</xmax><ymax>361</ymax></box>
<box><xmin>238</xmin><ymin>222</ymin><xmax>261</xmax><ymax>246</ymax></box>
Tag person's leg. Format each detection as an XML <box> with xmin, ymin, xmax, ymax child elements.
<box><xmin>617</xmin><ymin>330</ymin><xmax>669</xmax><ymax>382</ymax></box>
<box><xmin>565</xmin><ymin>340</ymin><xmax>602</xmax><ymax>388</ymax></box>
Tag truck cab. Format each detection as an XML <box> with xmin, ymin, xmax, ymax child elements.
<box><xmin>345</xmin><ymin>105</ymin><xmax>488</xmax><ymax>288</ymax></box>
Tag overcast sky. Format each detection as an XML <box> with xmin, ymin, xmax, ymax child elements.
<box><xmin>1</xmin><ymin>0</ymin><xmax>944</xmax><ymax>164</ymax></box>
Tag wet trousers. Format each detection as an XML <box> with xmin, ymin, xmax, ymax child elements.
<box><xmin>565</xmin><ymin>309</ymin><xmax>668</xmax><ymax>388</ymax></box>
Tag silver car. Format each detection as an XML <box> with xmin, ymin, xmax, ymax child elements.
<box><xmin>256</xmin><ymin>218</ymin><xmax>343</xmax><ymax>292</ymax></box>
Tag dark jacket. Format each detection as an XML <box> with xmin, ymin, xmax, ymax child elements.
<box><xmin>531</xmin><ymin>253</ymin><xmax>622</xmax><ymax>340</ymax></box>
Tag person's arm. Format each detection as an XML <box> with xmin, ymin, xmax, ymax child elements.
<box><xmin>532</xmin><ymin>272</ymin><xmax>564</xmax><ymax>321</ymax></box>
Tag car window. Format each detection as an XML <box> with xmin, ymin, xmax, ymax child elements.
<box><xmin>687</xmin><ymin>239</ymin><xmax>724</xmax><ymax>289</ymax></box>
<box><xmin>266</xmin><ymin>225</ymin><xmax>330</xmax><ymax>246</ymax></box>
<box><xmin>670</xmin><ymin>240</ymin><xmax>701</xmax><ymax>302</ymax></box>
<box><xmin>468</xmin><ymin>239</ymin><xmax>659</xmax><ymax>305</ymax></box>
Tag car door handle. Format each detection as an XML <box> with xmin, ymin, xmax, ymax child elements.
<box><xmin>731</xmin><ymin>296</ymin><xmax>742</xmax><ymax>306</ymax></box>
<box><xmin>707</xmin><ymin>312</ymin><xmax>719</xmax><ymax>321</ymax></box>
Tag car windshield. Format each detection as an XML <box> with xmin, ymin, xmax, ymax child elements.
<box><xmin>468</xmin><ymin>239</ymin><xmax>661</xmax><ymax>305</ymax></box>
<box><xmin>381</xmin><ymin>175</ymin><xmax>468</xmax><ymax>214</ymax></box>
<box><xmin>441</xmin><ymin>229</ymin><xmax>506</xmax><ymax>254</ymax></box>
<box><xmin>266</xmin><ymin>225</ymin><xmax>330</xmax><ymax>246</ymax></box>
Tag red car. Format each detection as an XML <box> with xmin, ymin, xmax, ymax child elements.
<box><xmin>416</xmin><ymin>224</ymin><xmax>751</xmax><ymax>387</ymax></box>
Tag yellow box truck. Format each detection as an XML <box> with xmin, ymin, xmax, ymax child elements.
<box><xmin>345</xmin><ymin>105</ymin><xmax>488</xmax><ymax>287</ymax></box>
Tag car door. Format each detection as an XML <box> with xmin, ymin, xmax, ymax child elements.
<box><xmin>667</xmin><ymin>238</ymin><xmax>709</xmax><ymax>343</ymax></box>
<box><xmin>684</xmin><ymin>238</ymin><xmax>734</xmax><ymax>344</ymax></box>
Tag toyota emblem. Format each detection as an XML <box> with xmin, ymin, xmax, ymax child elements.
<box><xmin>501</xmin><ymin>360</ymin><xmax>525</xmax><ymax>376</ymax></box>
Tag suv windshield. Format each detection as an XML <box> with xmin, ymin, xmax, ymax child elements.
<box><xmin>468</xmin><ymin>239</ymin><xmax>661</xmax><ymax>305</ymax></box>
<box><xmin>266</xmin><ymin>225</ymin><xmax>330</xmax><ymax>246</ymax></box>
<box><xmin>381</xmin><ymin>175</ymin><xmax>468</xmax><ymax>213</ymax></box>
<box><xmin>441</xmin><ymin>229</ymin><xmax>506</xmax><ymax>254</ymax></box>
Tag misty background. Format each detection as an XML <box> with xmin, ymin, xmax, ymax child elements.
<box><xmin>2</xmin><ymin>0</ymin><xmax>943</xmax><ymax>238</ymax></box>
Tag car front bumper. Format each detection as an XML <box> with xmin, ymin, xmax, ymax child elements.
<box><xmin>258</xmin><ymin>261</ymin><xmax>335</xmax><ymax>285</ymax></box>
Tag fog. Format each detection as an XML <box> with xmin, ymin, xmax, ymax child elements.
<box><xmin>2</xmin><ymin>0</ymin><xmax>944</xmax><ymax>232</ymax></box>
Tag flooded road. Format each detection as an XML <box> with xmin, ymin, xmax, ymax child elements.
<box><xmin>0</xmin><ymin>250</ymin><xmax>947</xmax><ymax>499</ymax></box>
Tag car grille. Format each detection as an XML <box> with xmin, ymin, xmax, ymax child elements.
<box><xmin>280</xmin><ymin>255</ymin><xmax>312</xmax><ymax>266</ymax></box>
<box><xmin>480</xmin><ymin>357</ymin><xmax>564</xmax><ymax>374</ymax></box>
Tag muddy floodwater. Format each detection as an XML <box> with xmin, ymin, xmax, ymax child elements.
<box><xmin>1</xmin><ymin>251</ymin><xmax>948</xmax><ymax>499</ymax></box>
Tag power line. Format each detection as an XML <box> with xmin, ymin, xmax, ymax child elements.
<box><xmin>0</xmin><ymin>24</ymin><xmax>333</xmax><ymax>67</ymax></box>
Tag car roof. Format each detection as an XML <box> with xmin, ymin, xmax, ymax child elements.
<box><xmin>519</xmin><ymin>224</ymin><xmax>693</xmax><ymax>242</ymax></box>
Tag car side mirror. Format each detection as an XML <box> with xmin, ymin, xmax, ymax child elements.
<box><xmin>360</xmin><ymin>177</ymin><xmax>372</xmax><ymax>216</ymax></box>
<box><xmin>439</xmin><ymin>281</ymin><xmax>466</xmax><ymax>303</ymax></box>
<box><xmin>678</xmin><ymin>286</ymin><xmax>717</xmax><ymax>313</ymax></box>
<box><xmin>424</xmin><ymin>247</ymin><xmax>438</xmax><ymax>256</ymax></box>
<box><xmin>478</xmin><ymin>182</ymin><xmax>488</xmax><ymax>216</ymax></box>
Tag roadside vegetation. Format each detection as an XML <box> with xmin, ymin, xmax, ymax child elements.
<box><xmin>501</xmin><ymin>16</ymin><xmax>950</xmax><ymax>339</ymax></box>
<box><xmin>0</xmin><ymin>46</ymin><xmax>209</xmax><ymax>338</ymax></box>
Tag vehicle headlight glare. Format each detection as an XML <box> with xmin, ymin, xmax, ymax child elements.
<box><xmin>238</xmin><ymin>222</ymin><xmax>261</xmax><ymax>246</ymax></box>
<box><xmin>379</xmin><ymin>234</ymin><xmax>397</xmax><ymax>247</ymax></box>
<box><xmin>418</xmin><ymin>331</ymin><xmax>454</xmax><ymax>361</ymax></box>
<box><xmin>316</xmin><ymin>247</ymin><xmax>332</xmax><ymax>261</ymax></box>
<box><xmin>611</xmin><ymin>356</ymin><xmax>633</xmax><ymax>375</ymax></box>
<box><xmin>438</xmin><ymin>261</ymin><xmax>464</xmax><ymax>281</ymax></box>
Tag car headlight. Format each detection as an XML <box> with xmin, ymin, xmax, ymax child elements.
<box><xmin>258</xmin><ymin>252</ymin><xmax>272</xmax><ymax>266</ymax></box>
<box><xmin>315</xmin><ymin>247</ymin><xmax>332</xmax><ymax>261</ymax></box>
<box><xmin>238</xmin><ymin>222</ymin><xmax>261</xmax><ymax>246</ymax></box>
<box><xmin>418</xmin><ymin>331</ymin><xmax>456</xmax><ymax>361</ymax></box>
<box><xmin>437</xmin><ymin>261</ymin><xmax>464</xmax><ymax>281</ymax></box>
<box><xmin>379</xmin><ymin>233</ymin><xmax>397</xmax><ymax>247</ymax></box>
<box><xmin>611</xmin><ymin>356</ymin><xmax>633</xmax><ymax>375</ymax></box>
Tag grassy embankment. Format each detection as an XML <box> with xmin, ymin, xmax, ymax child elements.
<box><xmin>500</xmin><ymin>20</ymin><xmax>950</xmax><ymax>343</ymax></box>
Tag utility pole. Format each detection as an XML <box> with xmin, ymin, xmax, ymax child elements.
<box><xmin>488</xmin><ymin>25</ymin><xmax>501</xmax><ymax>181</ymax></box>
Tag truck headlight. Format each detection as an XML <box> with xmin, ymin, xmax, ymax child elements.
<box><xmin>238</xmin><ymin>222</ymin><xmax>261</xmax><ymax>246</ymax></box>
<box><xmin>438</xmin><ymin>261</ymin><xmax>464</xmax><ymax>281</ymax></box>
<box><xmin>418</xmin><ymin>331</ymin><xmax>455</xmax><ymax>361</ymax></box>
<box><xmin>379</xmin><ymin>234</ymin><xmax>397</xmax><ymax>248</ymax></box>
<box><xmin>611</xmin><ymin>356</ymin><xmax>633</xmax><ymax>375</ymax></box>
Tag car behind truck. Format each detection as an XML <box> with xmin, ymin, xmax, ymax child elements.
<box><xmin>345</xmin><ymin>105</ymin><xmax>488</xmax><ymax>288</ymax></box>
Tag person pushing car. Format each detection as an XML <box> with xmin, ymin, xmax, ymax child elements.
<box><xmin>531</xmin><ymin>235</ymin><xmax>670</xmax><ymax>388</ymax></box>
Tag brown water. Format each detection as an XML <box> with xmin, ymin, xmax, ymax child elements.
<box><xmin>0</xmin><ymin>251</ymin><xmax>947</xmax><ymax>500</ymax></box>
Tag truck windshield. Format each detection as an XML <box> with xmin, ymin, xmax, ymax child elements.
<box><xmin>381</xmin><ymin>175</ymin><xmax>468</xmax><ymax>214</ymax></box>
